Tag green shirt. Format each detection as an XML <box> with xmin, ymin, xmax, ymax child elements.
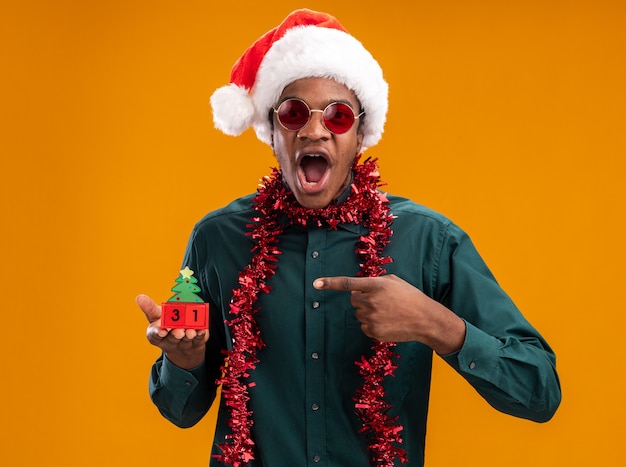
<box><xmin>149</xmin><ymin>192</ymin><xmax>561</xmax><ymax>466</ymax></box>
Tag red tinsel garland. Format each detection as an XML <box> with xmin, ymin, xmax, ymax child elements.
<box><xmin>213</xmin><ymin>156</ymin><xmax>408</xmax><ymax>466</ymax></box>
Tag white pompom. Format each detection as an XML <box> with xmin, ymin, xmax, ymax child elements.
<box><xmin>210</xmin><ymin>84</ymin><xmax>255</xmax><ymax>136</ymax></box>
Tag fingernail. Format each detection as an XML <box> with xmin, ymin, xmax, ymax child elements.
<box><xmin>313</xmin><ymin>279</ymin><xmax>324</xmax><ymax>289</ymax></box>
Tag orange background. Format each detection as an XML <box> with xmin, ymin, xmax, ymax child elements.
<box><xmin>1</xmin><ymin>1</ymin><xmax>625</xmax><ymax>465</ymax></box>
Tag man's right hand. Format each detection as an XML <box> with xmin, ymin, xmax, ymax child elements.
<box><xmin>136</xmin><ymin>294</ymin><xmax>209</xmax><ymax>369</ymax></box>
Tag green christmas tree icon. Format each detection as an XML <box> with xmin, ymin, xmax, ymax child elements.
<box><xmin>168</xmin><ymin>266</ymin><xmax>203</xmax><ymax>303</ymax></box>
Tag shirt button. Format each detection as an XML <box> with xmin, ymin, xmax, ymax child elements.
<box><xmin>311</xmin><ymin>352</ymin><xmax>319</xmax><ymax>359</ymax></box>
<box><xmin>312</xmin><ymin>403</ymin><xmax>319</xmax><ymax>411</ymax></box>
<box><xmin>311</xmin><ymin>251</ymin><xmax>319</xmax><ymax>259</ymax></box>
<box><xmin>313</xmin><ymin>455</ymin><xmax>321</xmax><ymax>463</ymax></box>
<box><xmin>312</xmin><ymin>301</ymin><xmax>320</xmax><ymax>309</ymax></box>
<box><xmin>184</xmin><ymin>381</ymin><xmax>192</xmax><ymax>386</ymax></box>
<box><xmin>469</xmin><ymin>361</ymin><xmax>476</xmax><ymax>370</ymax></box>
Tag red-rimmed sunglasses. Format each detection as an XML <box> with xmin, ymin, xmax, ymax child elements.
<box><xmin>273</xmin><ymin>98</ymin><xmax>364</xmax><ymax>135</ymax></box>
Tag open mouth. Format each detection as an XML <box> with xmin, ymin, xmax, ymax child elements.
<box><xmin>300</xmin><ymin>155</ymin><xmax>329</xmax><ymax>184</ymax></box>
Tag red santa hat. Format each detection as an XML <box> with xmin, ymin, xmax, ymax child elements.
<box><xmin>210</xmin><ymin>8</ymin><xmax>388</xmax><ymax>150</ymax></box>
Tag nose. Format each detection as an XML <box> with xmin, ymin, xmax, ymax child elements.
<box><xmin>297</xmin><ymin>109</ymin><xmax>331</xmax><ymax>140</ymax></box>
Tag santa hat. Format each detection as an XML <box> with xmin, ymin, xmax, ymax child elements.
<box><xmin>210</xmin><ymin>8</ymin><xmax>388</xmax><ymax>150</ymax></box>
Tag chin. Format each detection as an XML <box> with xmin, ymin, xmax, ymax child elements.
<box><xmin>297</xmin><ymin>198</ymin><xmax>328</xmax><ymax>210</ymax></box>
<box><xmin>295</xmin><ymin>193</ymin><xmax>333</xmax><ymax>210</ymax></box>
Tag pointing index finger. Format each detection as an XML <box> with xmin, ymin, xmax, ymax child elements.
<box><xmin>313</xmin><ymin>276</ymin><xmax>378</xmax><ymax>292</ymax></box>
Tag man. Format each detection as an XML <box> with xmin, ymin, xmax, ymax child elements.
<box><xmin>137</xmin><ymin>9</ymin><xmax>561</xmax><ymax>467</ymax></box>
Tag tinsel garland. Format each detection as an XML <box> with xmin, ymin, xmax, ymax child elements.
<box><xmin>213</xmin><ymin>156</ymin><xmax>407</xmax><ymax>466</ymax></box>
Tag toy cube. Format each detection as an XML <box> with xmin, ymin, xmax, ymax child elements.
<box><xmin>161</xmin><ymin>302</ymin><xmax>209</xmax><ymax>330</ymax></box>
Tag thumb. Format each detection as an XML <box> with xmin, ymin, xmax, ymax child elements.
<box><xmin>135</xmin><ymin>294</ymin><xmax>161</xmax><ymax>323</ymax></box>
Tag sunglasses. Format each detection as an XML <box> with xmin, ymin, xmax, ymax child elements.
<box><xmin>273</xmin><ymin>98</ymin><xmax>364</xmax><ymax>135</ymax></box>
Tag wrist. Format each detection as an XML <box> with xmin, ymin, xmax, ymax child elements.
<box><xmin>421</xmin><ymin>299</ymin><xmax>466</xmax><ymax>355</ymax></box>
<box><xmin>165</xmin><ymin>350</ymin><xmax>205</xmax><ymax>370</ymax></box>
<box><xmin>432</xmin><ymin>315</ymin><xmax>466</xmax><ymax>355</ymax></box>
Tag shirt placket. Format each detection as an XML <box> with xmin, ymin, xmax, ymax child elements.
<box><xmin>304</xmin><ymin>227</ymin><xmax>327</xmax><ymax>465</ymax></box>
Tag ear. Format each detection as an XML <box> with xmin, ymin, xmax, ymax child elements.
<box><xmin>355</xmin><ymin>131</ymin><xmax>364</xmax><ymax>155</ymax></box>
<box><xmin>269</xmin><ymin>109</ymin><xmax>276</xmax><ymax>149</ymax></box>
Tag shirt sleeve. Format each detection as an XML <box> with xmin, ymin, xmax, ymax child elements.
<box><xmin>435</xmin><ymin>223</ymin><xmax>561</xmax><ymax>422</ymax></box>
<box><xmin>149</xmin><ymin>354</ymin><xmax>217</xmax><ymax>428</ymax></box>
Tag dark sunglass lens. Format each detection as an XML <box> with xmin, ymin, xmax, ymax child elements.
<box><xmin>277</xmin><ymin>99</ymin><xmax>310</xmax><ymax>130</ymax></box>
<box><xmin>323</xmin><ymin>103</ymin><xmax>355</xmax><ymax>134</ymax></box>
